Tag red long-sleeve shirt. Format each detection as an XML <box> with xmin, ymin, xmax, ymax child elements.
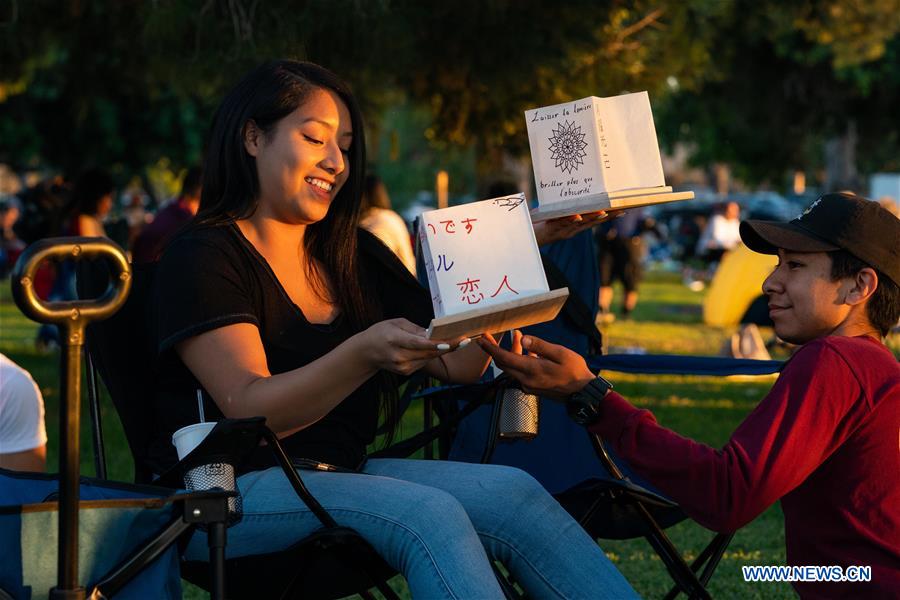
<box><xmin>590</xmin><ymin>335</ymin><xmax>900</xmax><ymax>598</ymax></box>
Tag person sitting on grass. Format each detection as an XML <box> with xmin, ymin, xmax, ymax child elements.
<box><xmin>478</xmin><ymin>192</ymin><xmax>900</xmax><ymax>598</ymax></box>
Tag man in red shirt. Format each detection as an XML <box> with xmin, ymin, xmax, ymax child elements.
<box><xmin>479</xmin><ymin>192</ymin><xmax>900</xmax><ymax>598</ymax></box>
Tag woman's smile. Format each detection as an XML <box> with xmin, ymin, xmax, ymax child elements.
<box><xmin>305</xmin><ymin>176</ymin><xmax>334</xmax><ymax>195</ymax></box>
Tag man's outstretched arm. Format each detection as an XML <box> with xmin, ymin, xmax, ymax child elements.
<box><xmin>477</xmin><ymin>333</ymin><xmax>862</xmax><ymax>532</ymax></box>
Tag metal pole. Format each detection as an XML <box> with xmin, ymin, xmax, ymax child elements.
<box><xmin>85</xmin><ymin>350</ymin><xmax>107</xmax><ymax>480</ymax></box>
<box><xmin>207</xmin><ymin>522</ymin><xmax>227</xmax><ymax>600</ymax></box>
<box><xmin>423</xmin><ymin>395</ymin><xmax>433</xmax><ymax>460</ymax></box>
<box><xmin>51</xmin><ymin>326</ymin><xmax>86</xmax><ymax>599</ymax></box>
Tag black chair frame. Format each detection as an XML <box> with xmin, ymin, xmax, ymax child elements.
<box><xmin>65</xmin><ymin>240</ymin><xmax>403</xmax><ymax>600</ymax></box>
<box><xmin>77</xmin><ymin>240</ymin><xmax>525</xmax><ymax>599</ymax></box>
<box><xmin>415</xmin><ymin>375</ymin><xmax>735</xmax><ymax>600</ymax></box>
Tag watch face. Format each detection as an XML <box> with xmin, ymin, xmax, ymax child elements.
<box><xmin>568</xmin><ymin>396</ymin><xmax>597</xmax><ymax>425</ymax></box>
<box><xmin>568</xmin><ymin>379</ymin><xmax>609</xmax><ymax>426</ymax></box>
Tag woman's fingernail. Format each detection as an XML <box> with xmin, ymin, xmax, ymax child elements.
<box><xmin>436</xmin><ymin>343</ymin><xmax>451</xmax><ymax>351</ymax></box>
<box><xmin>522</xmin><ymin>336</ymin><xmax>531</xmax><ymax>349</ymax></box>
<box><xmin>458</xmin><ymin>338</ymin><xmax>471</xmax><ymax>348</ymax></box>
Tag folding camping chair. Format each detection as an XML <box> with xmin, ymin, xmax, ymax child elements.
<box><xmin>410</xmin><ymin>234</ymin><xmax>779</xmax><ymax>598</ymax></box>
<box><xmin>575</xmin><ymin>353</ymin><xmax>782</xmax><ymax>599</ymax></box>
<box><xmin>77</xmin><ymin>239</ymin><xmax>521</xmax><ymax>599</ymax></box>
<box><xmin>412</xmin><ymin>377</ymin><xmax>732</xmax><ymax>600</ymax></box>
<box><xmin>10</xmin><ymin>237</ymin><xmax>402</xmax><ymax>600</ymax></box>
<box><xmin>0</xmin><ymin>468</ymin><xmax>236</xmax><ymax>600</ymax></box>
<box><xmin>416</xmin><ymin>357</ymin><xmax>783</xmax><ymax>600</ymax></box>
<box><xmin>5</xmin><ymin>238</ymin><xmax>234</xmax><ymax>600</ymax></box>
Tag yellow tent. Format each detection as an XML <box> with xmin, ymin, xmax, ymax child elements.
<box><xmin>703</xmin><ymin>243</ymin><xmax>777</xmax><ymax>327</ymax></box>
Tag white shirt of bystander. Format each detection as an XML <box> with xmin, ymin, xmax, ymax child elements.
<box><xmin>0</xmin><ymin>353</ymin><xmax>47</xmax><ymax>455</ymax></box>
<box><xmin>696</xmin><ymin>213</ymin><xmax>742</xmax><ymax>255</ymax></box>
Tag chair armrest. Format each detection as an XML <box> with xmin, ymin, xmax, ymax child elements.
<box><xmin>369</xmin><ymin>378</ymin><xmax>507</xmax><ymax>460</ymax></box>
<box><xmin>153</xmin><ymin>417</ymin><xmax>267</xmax><ymax>488</ymax></box>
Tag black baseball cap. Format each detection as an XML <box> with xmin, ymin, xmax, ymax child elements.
<box><xmin>740</xmin><ymin>192</ymin><xmax>900</xmax><ymax>287</ymax></box>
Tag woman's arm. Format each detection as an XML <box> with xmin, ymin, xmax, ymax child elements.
<box><xmin>178</xmin><ymin>318</ymin><xmax>449</xmax><ymax>435</ymax></box>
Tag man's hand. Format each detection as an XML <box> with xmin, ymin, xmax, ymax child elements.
<box><xmin>533</xmin><ymin>211</ymin><xmax>609</xmax><ymax>246</ymax></box>
<box><xmin>477</xmin><ymin>331</ymin><xmax>596</xmax><ymax>399</ymax></box>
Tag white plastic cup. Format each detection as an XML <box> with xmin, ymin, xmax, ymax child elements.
<box><xmin>171</xmin><ymin>421</ymin><xmax>242</xmax><ymax>524</ymax></box>
<box><xmin>172</xmin><ymin>422</ymin><xmax>216</xmax><ymax>461</ymax></box>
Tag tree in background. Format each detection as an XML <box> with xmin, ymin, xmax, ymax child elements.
<box><xmin>0</xmin><ymin>2</ymin><xmax>721</xmax><ymax>180</ymax></box>
<box><xmin>655</xmin><ymin>0</ymin><xmax>900</xmax><ymax>189</ymax></box>
<box><xmin>396</xmin><ymin>1</ymin><xmax>732</xmax><ymax>192</ymax></box>
<box><xmin>1</xmin><ymin>0</ymin><xmax>898</xmax><ymax>195</ymax></box>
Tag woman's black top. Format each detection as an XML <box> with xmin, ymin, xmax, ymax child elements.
<box><xmin>148</xmin><ymin>223</ymin><xmax>432</xmax><ymax>475</ymax></box>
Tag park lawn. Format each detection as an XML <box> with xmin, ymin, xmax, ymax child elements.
<box><xmin>4</xmin><ymin>270</ymin><xmax>877</xmax><ymax>598</ymax></box>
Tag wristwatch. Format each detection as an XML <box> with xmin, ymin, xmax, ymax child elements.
<box><xmin>566</xmin><ymin>375</ymin><xmax>613</xmax><ymax>426</ymax></box>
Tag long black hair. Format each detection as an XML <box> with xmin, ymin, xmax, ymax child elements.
<box><xmin>195</xmin><ymin>60</ymin><xmax>403</xmax><ymax>440</ymax></box>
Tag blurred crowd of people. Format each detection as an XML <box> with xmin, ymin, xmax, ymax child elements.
<box><xmin>0</xmin><ymin>167</ymin><xmax>203</xmax><ymax>275</ymax></box>
<box><xmin>2</xmin><ymin>163</ymin><xmax>898</xmax><ymax>344</ymax></box>
<box><xmin>0</xmin><ymin>167</ymin><xmax>421</xmax><ymax>277</ymax></box>
<box><xmin>0</xmin><ymin>167</ymin><xmax>898</xmax><ymax>356</ymax></box>
<box><xmin>0</xmin><ymin>166</ymin><xmax>206</xmax><ymax>349</ymax></box>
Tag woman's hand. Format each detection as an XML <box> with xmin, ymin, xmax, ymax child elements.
<box><xmin>358</xmin><ymin>318</ymin><xmax>465</xmax><ymax>376</ymax></box>
<box><xmin>477</xmin><ymin>331</ymin><xmax>595</xmax><ymax>399</ymax></box>
<box><xmin>533</xmin><ymin>210</ymin><xmax>614</xmax><ymax>246</ymax></box>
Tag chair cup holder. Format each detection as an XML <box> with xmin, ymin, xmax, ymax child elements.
<box><xmin>182</xmin><ymin>461</ymin><xmax>243</xmax><ymax>527</ymax></box>
<box><xmin>167</xmin><ymin>418</ymin><xmax>269</xmax><ymax>528</ymax></box>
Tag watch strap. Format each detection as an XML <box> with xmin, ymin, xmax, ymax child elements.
<box><xmin>566</xmin><ymin>376</ymin><xmax>613</xmax><ymax>426</ymax></box>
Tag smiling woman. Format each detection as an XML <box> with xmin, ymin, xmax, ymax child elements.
<box><xmin>145</xmin><ymin>60</ymin><xmax>635</xmax><ymax>599</ymax></box>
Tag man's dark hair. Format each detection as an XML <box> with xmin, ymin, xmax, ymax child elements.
<box><xmin>180</xmin><ymin>166</ymin><xmax>203</xmax><ymax>198</ymax></box>
<box><xmin>830</xmin><ymin>249</ymin><xmax>900</xmax><ymax>337</ymax></box>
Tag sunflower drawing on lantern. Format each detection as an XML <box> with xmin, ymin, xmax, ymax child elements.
<box><xmin>548</xmin><ymin>120</ymin><xmax>589</xmax><ymax>174</ymax></box>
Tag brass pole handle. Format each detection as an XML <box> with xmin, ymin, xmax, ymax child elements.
<box><xmin>11</xmin><ymin>237</ymin><xmax>132</xmax><ymax>328</ymax></box>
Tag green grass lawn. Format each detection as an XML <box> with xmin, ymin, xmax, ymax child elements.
<box><xmin>6</xmin><ymin>270</ymin><xmax>894</xmax><ymax>598</ymax></box>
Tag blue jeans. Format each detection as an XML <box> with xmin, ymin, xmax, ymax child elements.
<box><xmin>184</xmin><ymin>459</ymin><xmax>636</xmax><ymax>599</ymax></box>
